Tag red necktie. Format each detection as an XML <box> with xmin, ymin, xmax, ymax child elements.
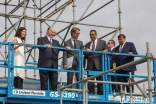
<box><xmin>92</xmin><ymin>41</ymin><xmax>95</xmax><ymax>50</ymax></box>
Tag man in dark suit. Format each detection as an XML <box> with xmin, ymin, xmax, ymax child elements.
<box><xmin>63</xmin><ymin>27</ymin><xmax>84</xmax><ymax>87</ymax></box>
<box><xmin>37</xmin><ymin>26</ymin><xmax>70</xmax><ymax>90</ymax></box>
<box><xmin>107</xmin><ymin>40</ymin><xmax>119</xmax><ymax>92</ymax></box>
<box><xmin>85</xmin><ymin>30</ymin><xmax>108</xmax><ymax>95</ymax></box>
<box><xmin>114</xmin><ymin>34</ymin><xmax>137</xmax><ymax>93</ymax></box>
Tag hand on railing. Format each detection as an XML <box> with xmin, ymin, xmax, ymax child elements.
<box><xmin>102</xmin><ymin>49</ymin><xmax>108</xmax><ymax>54</ymax></box>
<box><xmin>45</xmin><ymin>44</ymin><xmax>51</xmax><ymax>48</ymax></box>
<box><xmin>86</xmin><ymin>48</ymin><xmax>90</xmax><ymax>52</ymax></box>
<box><xmin>63</xmin><ymin>65</ymin><xmax>68</xmax><ymax>70</ymax></box>
<box><xmin>66</xmin><ymin>46</ymin><xmax>70</xmax><ymax>50</ymax></box>
<box><xmin>129</xmin><ymin>52</ymin><xmax>133</xmax><ymax>55</ymax></box>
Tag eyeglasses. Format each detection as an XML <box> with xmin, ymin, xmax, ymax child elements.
<box><xmin>75</xmin><ymin>33</ymin><xmax>80</xmax><ymax>35</ymax></box>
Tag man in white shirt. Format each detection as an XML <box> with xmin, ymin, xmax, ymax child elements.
<box><xmin>63</xmin><ymin>27</ymin><xmax>84</xmax><ymax>88</ymax></box>
<box><xmin>85</xmin><ymin>30</ymin><xmax>108</xmax><ymax>95</ymax></box>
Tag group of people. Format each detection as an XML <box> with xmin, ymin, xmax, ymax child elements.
<box><xmin>13</xmin><ymin>26</ymin><xmax>137</xmax><ymax>94</ymax></box>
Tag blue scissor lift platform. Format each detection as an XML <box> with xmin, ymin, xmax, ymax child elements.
<box><xmin>0</xmin><ymin>42</ymin><xmax>156</xmax><ymax>104</ymax></box>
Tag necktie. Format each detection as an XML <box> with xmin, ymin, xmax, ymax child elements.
<box><xmin>73</xmin><ymin>40</ymin><xmax>76</xmax><ymax>48</ymax></box>
<box><xmin>92</xmin><ymin>41</ymin><xmax>95</xmax><ymax>50</ymax></box>
<box><xmin>50</xmin><ymin>39</ymin><xmax>52</xmax><ymax>45</ymax></box>
<box><xmin>119</xmin><ymin>45</ymin><xmax>122</xmax><ymax>52</ymax></box>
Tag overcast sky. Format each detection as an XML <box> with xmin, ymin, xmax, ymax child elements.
<box><xmin>0</xmin><ymin>0</ymin><xmax>156</xmax><ymax>93</ymax></box>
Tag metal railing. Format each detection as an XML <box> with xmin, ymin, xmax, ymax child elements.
<box><xmin>0</xmin><ymin>42</ymin><xmax>156</xmax><ymax>104</ymax></box>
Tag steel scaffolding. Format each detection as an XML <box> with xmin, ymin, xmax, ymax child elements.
<box><xmin>0</xmin><ymin>0</ymin><xmax>155</xmax><ymax>104</ymax></box>
<box><xmin>0</xmin><ymin>0</ymin><xmax>120</xmax><ymax>83</ymax></box>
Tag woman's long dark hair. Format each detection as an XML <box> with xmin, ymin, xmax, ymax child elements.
<box><xmin>14</xmin><ymin>27</ymin><xmax>26</xmax><ymax>41</ymax></box>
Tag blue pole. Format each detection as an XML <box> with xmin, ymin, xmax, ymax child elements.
<box><xmin>101</xmin><ymin>54</ymin><xmax>105</xmax><ymax>98</ymax></box>
<box><xmin>107</xmin><ymin>55</ymin><xmax>112</xmax><ymax>93</ymax></box>
<box><xmin>104</xmin><ymin>54</ymin><xmax>109</xmax><ymax>101</ymax></box>
<box><xmin>11</xmin><ymin>43</ymin><xmax>15</xmax><ymax>88</ymax></box>
<box><xmin>7</xmin><ymin>42</ymin><xmax>11</xmax><ymax>96</ymax></box>
<box><xmin>79</xmin><ymin>49</ymin><xmax>82</xmax><ymax>100</ymax></box>
<box><xmin>153</xmin><ymin>60</ymin><xmax>156</xmax><ymax>103</ymax></box>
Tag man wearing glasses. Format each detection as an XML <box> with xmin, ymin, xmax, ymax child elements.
<box><xmin>85</xmin><ymin>30</ymin><xmax>108</xmax><ymax>95</ymax></box>
<box><xmin>107</xmin><ymin>40</ymin><xmax>119</xmax><ymax>92</ymax></box>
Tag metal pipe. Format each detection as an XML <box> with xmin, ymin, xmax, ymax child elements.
<box><xmin>55</xmin><ymin>0</ymin><xmax>57</xmax><ymax>10</ymax></box>
<box><xmin>80</xmin><ymin>0</ymin><xmax>114</xmax><ymax>21</ymax></box>
<box><xmin>0</xmin><ymin>13</ymin><xmax>118</xmax><ymax>29</ymax></box>
<box><xmin>25</xmin><ymin>47</ymin><xmax>35</xmax><ymax>61</ymax></box>
<box><xmin>0</xmin><ymin>52</ymin><xmax>6</xmax><ymax>60</ymax></box>
<box><xmin>0</xmin><ymin>16</ymin><xmax>24</xmax><ymax>48</ymax></box>
<box><xmin>60</xmin><ymin>78</ymin><xmax>63</xmax><ymax>104</ymax></box>
<box><xmin>23</xmin><ymin>0</ymin><xmax>27</xmax><ymax>28</ymax></box>
<box><xmin>129</xmin><ymin>72</ymin><xmax>132</xmax><ymax>104</ymax></box>
<box><xmin>60</xmin><ymin>58</ymin><xmax>146</xmax><ymax>90</ymax></box>
<box><xmin>61</xmin><ymin>25</ymin><xmax>71</xmax><ymax>45</ymax></box>
<box><xmin>33</xmin><ymin>0</ymin><xmax>36</xmax><ymax>80</ymax></box>
<box><xmin>120</xmin><ymin>85</ymin><xmax>124</xmax><ymax>104</ymax></box>
<box><xmin>6</xmin><ymin>0</ymin><xmax>12</xmax><ymax>4</ymax></box>
<box><xmin>40</xmin><ymin>0</ymin><xmax>42</xmax><ymax>37</ymax></box>
<box><xmin>76</xmin><ymin>22</ymin><xmax>118</xmax><ymax>29</ymax></box>
<box><xmin>63</xmin><ymin>89</ymin><xmax>82</xmax><ymax>92</ymax></box>
<box><xmin>4</xmin><ymin>0</ymin><xmax>8</xmax><ymax>78</ymax></box>
<box><xmin>131</xmin><ymin>78</ymin><xmax>148</xmax><ymax>98</ymax></box>
<box><xmin>111</xmin><ymin>27</ymin><xmax>120</xmax><ymax>40</ymax></box>
<box><xmin>131</xmin><ymin>76</ymin><xmax>156</xmax><ymax>85</ymax></box>
<box><xmin>55</xmin><ymin>24</ymin><xmax>72</xmax><ymax>36</ymax></box>
<box><xmin>146</xmin><ymin>42</ymin><xmax>153</xmax><ymax>104</ymax></box>
<box><xmin>52</xmin><ymin>1</ymin><xmax>67</xmax><ymax>26</ymax></box>
<box><xmin>32</xmin><ymin>0</ymin><xmax>39</xmax><ymax>9</ymax></box>
<box><xmin>143</xmin><ymin>84</ymin><xmax>146</xmax><ymax>104</ymax></box>
<box><xmin>72</xmin><ymin>0</ymin><xmax>76</xmax><ymax>27</ymax></box>
<box><xmin>99</xmin><ymin>30</ymin><xmax>117</xmax><ymax>40</ymax></box>
<box><xmin>7</xmin><ymin>18</ymin><xmax>17</xmax><ymax>32</ymax></box>
<box><xmin>82</xmin><ymin>68</ymin><xmax>86</xmax><ymax>104</ymax></box>
<box><xmin>87</xmin><ymin>80</ymin><xmax>128</xmax><ymax>85</ymax></box>
<box><xmin>118</xmin><ymin>0</ymin><xmax>122</xmax><ymax>34</ymax></box>
<box><xmin>37</xmin><ymin>0</ymin><xmax>60</xmax><ymax>17</ymax></box>
<box><xmin>85</xmin><ymin>82</ymin><xmax>88</xmax><ymax>104</ymax></box>
<box><xmin>0</xmin><ymin>23</ymin><xmax>16</xmax><ymax>37</ymax></box>
<box><xmin>0</xmin><ymin>3</ymin><xmax>37</xmax><ymax>9</ymax></box>
<box><xmin>9</xmin><ymin>0</ymin><xmax>28</xmax><ymax>14</ymax></box>
<box><xmin>44</xmin><ymin>0</ymin><xmax>73</xmax><ymax>19</ymax></box>
<box><xmin>77</xmin><ymin>0</ymin><xmax>94</xmax><ymax>22</ymax></box>
<box><xmin>39</xmin><ymin>0</ymin><xmax>54</xmax><ymax>10</ymax></box>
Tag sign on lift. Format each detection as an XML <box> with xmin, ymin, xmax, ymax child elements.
<box><xmin>50</xmin><ymin>91</ymin><xmax>78</xmax><ymax>99</ymax></box>
<box><xmin>12</xmin><ymin>89</ymin><xmax>46</xmax><ymax>96</ymax></box>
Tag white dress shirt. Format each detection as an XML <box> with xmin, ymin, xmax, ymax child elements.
<box><xmin>47</xmin><ymin>35</ymin><xmax>52</xmax><ymax>44</ymax></box>
<box><xmin>90</xmin><ymin>38</ymin><xmax>98</xmax><ymax>50</ymax></box>
<box><xmin>71</xmin><ymin>38</ymin><xmax>76</xmax><ymax>47</ymax></box>
<box><xmin>111</xmin><ymin>47</ymin><xmax>115</xmax><ymax>51</ymax></box>
<box><xmin>119</xmin><ymin>41</ymin><xmax>126</xmax><ymax>52</ymax></box>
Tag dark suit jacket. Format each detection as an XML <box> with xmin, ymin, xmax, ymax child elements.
<box><xmin>63</xmin><ymin>39</ymin><xmax>84</xmax><ymax>66</ymax></box>
<box><xmin>85</xmin><ymin>39</ymin><xmax>107</xmax><ymax>70</ymax></box>
<box><xmin>37</xmin><ymin>36</ymin><xmax>62</xmax><ymax>68</ymax></box>
<box><xmin>110</xmin><ymin>48</ymin><xmax>115</xmax><ymax>69</ymax></box>
<box><xmin>114</xmin><ymin>42</ymin><xmax>137</xmax><ymax>72</ymax></box>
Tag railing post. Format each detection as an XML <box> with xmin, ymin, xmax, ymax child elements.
<box><xmin>146</xmin><ymin>42</ymin><xmax>153</xmax><ymax>104</ymax></box>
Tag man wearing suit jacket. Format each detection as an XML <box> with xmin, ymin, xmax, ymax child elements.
<box><xmin>107</xmin><ymin>40</ymin><xmax>119</xmax><ymax>92</ymax></box>
<box><xmin>115</xmin><ymin>34</ymin><xmax>137</xmax><ymax>93</ymax></box>
<box><xmin>63</xmin><ymin>27</ymin><xmax>84</xmax><ymax>87</ymax></box>
<box><xmin>85</xmin><ymin>30</ymin><xmax>108</xmax><ymax>95</ymax></box>
<box><xmin>37</xmin><ymin>26</ymin><xmax>70</xmax><ymax>90</ymax></box>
